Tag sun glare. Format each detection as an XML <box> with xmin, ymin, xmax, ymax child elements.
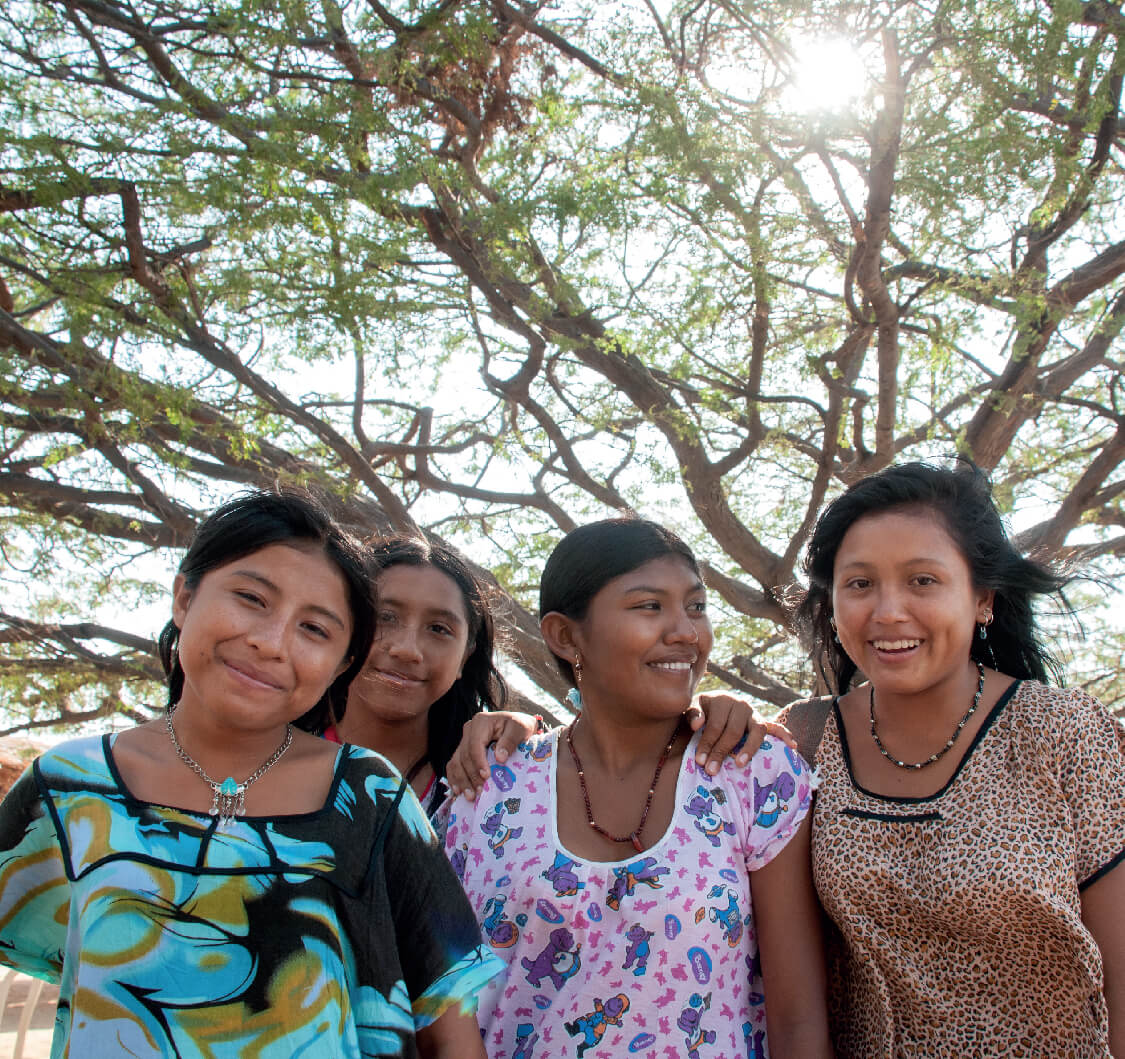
<box><xmin>783</xmin><ymin>37</ymin><xmax>868</xmax><ymax>113</ymax></box>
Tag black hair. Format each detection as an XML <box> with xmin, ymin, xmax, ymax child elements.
<box><xmin>539</xmin><ymin>517</ymin><xmax>702</xmax><ymax>683</ymax></box>
<box><xmin>793</xmin><ymin>460</ymin><xmax>1069</xmax><ymax>693</ymax></box>
<box><xmin>157</xmin><ymin>490</ymin><xmax>376</xmax><ymax>732</ymax></box>
<box><xmin>343</xmin><ymin>535</ymin><xmax>507</xmax><ymax>813</ymax></box>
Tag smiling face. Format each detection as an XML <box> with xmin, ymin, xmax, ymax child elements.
<box><xmin>551</xmin><ymin>555</ymin><xmax>712</xmax><ymax>720</ymax></box>
<box><xmin>347</xmin><ymin>562</ymin><xmax>472</xmax><ymax>727</ymax></box>
<box><xmin>172</xmin><ymin>542</ymin><xmax>354</xmax><ymax>732</ymax></box>
<box><xmin>830</xmin><ymin>507</ymin><xmax>993</xmax><ymax>700</ymax></box>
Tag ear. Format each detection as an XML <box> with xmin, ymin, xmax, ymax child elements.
<box><xmin>540</xmin><ymin>611</ymin><xmax>580</xmax><ymax>660</ymax></box>
<box><xmin>171</xmin><ymin>573</ymin><xmax>193</xmax><ymax>629</ymax></box>
<box><xmin>331</xmin><ymin>655</ymin><xmax>352</xmax><ymax>682</ymax></box>
<box><xmin>974</xmin><ymin>588</ymin><xmax>996</xmax><ymax>624</ymax></box>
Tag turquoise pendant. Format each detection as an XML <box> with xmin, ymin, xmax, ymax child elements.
<box><xmin>209</xmin><ymin>777</ymin><xmax>246</xmax><ymax>827</ymax></box>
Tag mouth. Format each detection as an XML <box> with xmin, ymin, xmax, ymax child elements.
<box><xmin>648</xmin><ymin>659</ymin><xmax>697</xmax><ymax>674</ymax></box>
<box><xmin>871</xmin><ymin>639</ymin><xmax>921</xmax><ymax>653</ymax></box>
<box><xmin>367</xmin><ymin>666</ymin><xmax>425</xmax><ymax>689</ymax></box>
<box><xmin>224</xmin><ymin>660</ymin><xmax>284</xmax><ymax>691</ymax></box>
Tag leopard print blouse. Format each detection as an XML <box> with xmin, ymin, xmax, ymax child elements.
<box><xmin>808</xmin><ymin>680</ymin><xmax>1124</xmax><ymax>1058</ymax></box>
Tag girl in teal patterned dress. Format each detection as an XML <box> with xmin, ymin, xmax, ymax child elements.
<box><xmin>0</xmin><ymin>491</ymin><xmax>501</xmax><ymax>1058</ymax></box>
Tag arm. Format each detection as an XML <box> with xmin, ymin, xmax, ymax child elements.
<box><xmin>446</xmin><ymin>710</ymin><xmax>543</xmax><ymax>799</ymax></box>
<box><xmin>416</xmin><ymin>1004</ymin><xmax>487</xmax><ymax>1059</ymax></box>
<box><xmin>1081</xmin><ymin>860</ymin><xmax>1125</xmax><ymax>1057</ymax></box>
<box><xmin>749</xmin><ymin>816</ymin><xmax>833</xmax><ymax>1058</ymax></box>
<box><xmin>690</xmin><ymin>692</ymin><xmax>798</xmax><ymax>776</ymax></box>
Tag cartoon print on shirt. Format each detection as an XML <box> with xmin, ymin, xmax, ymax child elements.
<box><xmin>482</xmin><ymin>892</ymin><xmax>520</xmax><ymax>949</ymax></box>
<box><xmin>512</xmin><ymin>1021</ymin><xmax>539</xmax><ymax>1059</ymax></box>
<box><xmin>678</xmin><ymin>992</ymin><xmax>716</xmax><ymax>1059</ymax></box>
<box><xmin>621</xmin><ymin>923</ymin><xmax>654</xmax><ymax>977</ymax></box>
<box><xmin>742</xmin><ymin>1020</ymin><xmax>767</xmax><ymax>1059</ymax></box>
<box><xmin>482</xmin><ymin>797</ymin><xmax>524</xmax><ymax>857</ymax></box>
<box><xmin>521</xmin><ymin>927</ymin><xmax>582</xmax><ymax>990</ymax></box>
<box><xmin>605</xmin><ymin>856</ymin><xmax>668</xmax><ymax>911</ymax></box>
<box><xmin>696</xmin><ymin>884</ymin><xmax>747</xmax><ymax>948</ymax></box>
<box><xmin>684</xmin><ymin>784</ymin><xmax>737</xmax><ymax>848</ymax></box>
<box><xmin>542</xmin><ymin>852</ymin><xmax>586</xmax><ymax>897</ymax></box>
<box><xmin>564</xmin><ymin>993</ymin><xmax>630</xmax><ymax>1057</ymax></box>
<box><xmin>448</xmin><ymin>842</ymin><xmax>468</xmax><ymax>882</ymax></box>
<box><xmin>752</xmin><ymin>772</ymin><xmax>795</xmax><ymax>828</ymax></box>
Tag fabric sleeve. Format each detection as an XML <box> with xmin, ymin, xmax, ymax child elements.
<box><xmin>0</xmin><ymin>763</ymin><xmax>69</xmax><ymax>982</ymax></box>
<box><xmin>736</xmin><ymin>736</ymin><xmax>815</xmax><ymax>872</ymax></box>
<box><xmin>1046</xmin><ymin>688</ymin><xmax>1125</xmax><ymax>889</ymax></box>
<box><xmin>381</xmin><ymin>776</ymin><xmax>503</xmax><ymax>1029</ymax></box>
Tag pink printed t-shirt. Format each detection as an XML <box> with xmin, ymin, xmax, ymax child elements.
<box><xmin>444</xmin><ymin>729</ymin><xmax>813</xmax><ymax>1059</ymax></box>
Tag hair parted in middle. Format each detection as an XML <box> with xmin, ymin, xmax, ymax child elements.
<box><xmin>539</xmin><ymin>517</ymin><xmax>702</xmax><ymax>685</ymax></box>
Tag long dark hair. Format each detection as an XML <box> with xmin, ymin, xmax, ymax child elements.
<box><xmin>157</xmin><ymin>490</ymin><xmax>376</xmax><ymax>732</ymax></box>
<box><xmin>539</xmin><ymin>517</ymin><xmax>702</xmax><ymax>684</ymax></box>
<box><xmin>794</xmin><ymin>460</ymin><xmax>1069</xmax><ymax>693</ymax></box>
<box><xmin>344</xmin><ymin>535</ymin><xmax>507</xmax><ymax>810</ymax></box>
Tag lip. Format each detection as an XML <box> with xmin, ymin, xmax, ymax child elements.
<box><xmin>647</xmin><ymin>658</ymin><xmax>698</xmax><ymax>674</ymax></box>
<box><xmin>367</xmin><ymin>666</ymin><xmax>425</xmax><ymax>689</ymax></box>
<box><xmin>870</xmin><ymin>639</ymin><xmax>922</xmax><ymax>655</ymax></box>
<box><xmin>223</xmin><ymin>658</ymin><xmax>285</xmax><ymax>691</ymax></box>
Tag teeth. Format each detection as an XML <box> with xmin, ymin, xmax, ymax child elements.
<box><xmin>652</xmin><ymin>661</ymin><xmax>693</xmax><ymax>671</ymax></box>
<box><xmin>873</xmin><ymin>640</ymin><xmax>921</xmax><ymax>651</ymax></box>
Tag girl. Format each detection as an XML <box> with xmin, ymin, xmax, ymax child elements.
<box><xmin>325</xmin><ymin>535</ymin><xmax>506</xmax><ymax>823</ymax></box>
<box><xmin>786</xmin><ymin>461</ymin><xmax>1124</xmax><ymax>1057</ymax></box>
<box><xmin>445</xmin><ymin>518</ymin><xmax>830</xmax><ymax>1058</ymax></box>
<box><xmin>0</xmin><ymin>491</ymin><xmax>500</xmax><ymax>1058</ymax></box>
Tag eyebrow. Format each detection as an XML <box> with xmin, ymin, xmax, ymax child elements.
<box><xmin>622</xmin><ymin>581</ymin><xmax>706</xmax><ymax>595</ymax></box>
<box><xmin>377</xmin><ymin>595</ymin><xmax>467</xmax><ymax>626</ymax></box>
<box><xmin>232</xmin><ymin>569</ymin><xmax>349</xmax><ymax>630</ymax></box>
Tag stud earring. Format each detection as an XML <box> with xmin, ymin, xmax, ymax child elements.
<box><xmin>829</xmin><ymin>616</ymin><xmax>840</xmax><ymax>644</ymax></box>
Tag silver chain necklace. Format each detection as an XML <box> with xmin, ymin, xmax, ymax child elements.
<box><xmin>166</xmin><ymin>708</ymin><xmax>293</xmax><ymax>827</ymax></box>
<box><xmin>869</xmin><ymin>660</ymin><xmax>985</xmax><ymax>770</ymax></box>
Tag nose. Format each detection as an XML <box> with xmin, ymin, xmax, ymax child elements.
<box><xmin>870</xmin><ymin>584</ymin><xmax>908</xmax><ymax>623</ymax></box>
<box><xmin>245</xmin><ymin>614</ymin><xmax>288</xmax><ymax>657</ymax></box>
<box><xmin>665</xmin><ymin>607</ymin><xmax>701</xmax><ymax>643</ymax></box>
<box><xmin>382</xmin><ymin>623</ymin><xmax>423</xmax><ymax>662</ymax></box>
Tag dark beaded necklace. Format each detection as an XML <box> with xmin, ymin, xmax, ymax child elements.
<box><xmin>564</xmin><ymin>713</ymin><xmax>682</xmax><ymax>853</ymax></box>
<box><xmin>869</xmin><ymin>660</ymin><xmax>986</xmax><ymax>770</ymax></box>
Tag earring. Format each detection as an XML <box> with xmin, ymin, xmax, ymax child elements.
<box><xmin>573</xmin><ymin>656</ymin><xmax>583</xmax><ymax>686</ymax></box>
<box><xmin>978</xmin><ymin>612</ymin><xmax>993</xmax><ymax>641</ymax></box>
<box><xmin>829</xmin><ymin>616</ymin><xmax>840</xmax><ymax>644</ymax></box>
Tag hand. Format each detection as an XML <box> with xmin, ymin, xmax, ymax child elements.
<box><xmin>446</xmin><ymin>710</ymin><xmax>543</xmax><ymax>800</ymax></box>
<box><xmin>688</xmin><ymin>692</ymin><xmax>798</xmax><ymax>776</ymax></box>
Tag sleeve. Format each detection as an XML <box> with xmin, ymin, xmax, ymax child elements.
<box><xmin>0</xmin><ymin>763</ymin><xmax>70</xmax><ymax>982</ymax></box>
<box><xmin>382</xmin><ymin>776</ymin><xmax>503</xmax><ymax>1029</ymax></box>
<box><xmin>1047</xmin><ymin>688</ymin><xmax>1125</xmax><ymax>890</ymax></box>
<box><xmin>737</xmin><ymin>736</ymin><xmax>815</xmax><ymax>872</ymax></box>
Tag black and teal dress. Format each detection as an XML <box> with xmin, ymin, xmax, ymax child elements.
<box><xmin>0</xmin><ymin>734</ymin><xmax>502</xmax><ymax>1057</ymax></box>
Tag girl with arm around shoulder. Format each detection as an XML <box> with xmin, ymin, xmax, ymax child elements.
<box><xmin>444</xmin><ymin>518</ymin><xmax>831</xmax><ymax>1058</ymax></box>
<box><xmin>0</xmin><ymin>490</ymin><xmax>499</xmax><ymax>1058</ymax></box>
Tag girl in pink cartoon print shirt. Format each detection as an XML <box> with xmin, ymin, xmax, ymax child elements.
<box><xmin>445</xmin><ymin>518</ymin><xmax>830</xmax><ymax>1059</ymax></box>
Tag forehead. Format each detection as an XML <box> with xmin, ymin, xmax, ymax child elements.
<box><xmin>601</xmin><ymin>554</ymin><xmax>704</xmax><ymax>593</ymax></box>
<box><xmin>835</xmin><ymin>508</ymin><xmax>968</xmax><ymax>568</ymax></box>
<box><xmin>213</xmin><ymin>541</ymin><xmax>351</xmax><ymax>600</ymax></box>
<box><xmin>376</xmin><ymin>562</ymin><xmax>469</xmax><ymax>619</ymax></box>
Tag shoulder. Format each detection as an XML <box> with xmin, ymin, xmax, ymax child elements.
<box><xmin>34</xmin><ymin>734</ymin><xmax>113</xmax><ymax>791</ymax></box>
<box><xmin>1007</xmin><ymin>680</ymin><xmax>1121</xmax><ymax>738</ymax></box>
<box><xmin>775</xmin><ymin>695</ymin><xmax>835</xmax><ymax>764</ymax></box>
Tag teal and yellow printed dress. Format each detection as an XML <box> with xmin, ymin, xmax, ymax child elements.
<box><xmin>0</xmin><ymin>735</ymin><xmax>503</xmax><ymax>1058</ymax></box>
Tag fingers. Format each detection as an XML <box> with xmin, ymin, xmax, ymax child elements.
<box><xmin>692</xmin><ymin>692</ymin><xmax>796</xmax><ymax>775</ymax></box>
<box><xmin>445</xmin><ymin>711</ymin><xmax>542</xmax><ymax>801</ymax></box>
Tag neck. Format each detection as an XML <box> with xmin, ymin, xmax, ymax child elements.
<box><xmin>869</xmin><ymin>659</ymin><xmax>984</xmax><ymax>733</ymax></box>
<box><xmin>168</xmin><ymin>703</ymin><xmax>291</xmax><ymax>781</ymax></box>
<box><xmin>336</xmin><ymin>710</ymin><xmax>428</xmax><ymax>777</ymax></box>
<box><xmin>571</xmin><ymin>701</ymin><xmax>685</xmax><ymax>779</ymax></box>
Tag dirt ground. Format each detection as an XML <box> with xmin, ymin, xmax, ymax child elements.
<box><xmin>0</xmin><ymin>973</ymin><xmax>57</xmax><ymax>1059</ymax></box>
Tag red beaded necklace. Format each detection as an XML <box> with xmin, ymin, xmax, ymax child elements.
<box><xmin>564</xmin><ymin>714</ymin><xmax>683</xmax><ymax>853</ymax></box>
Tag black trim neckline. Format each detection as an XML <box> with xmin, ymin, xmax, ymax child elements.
<box><xmin>835</xmin><ymin>679</ymin><xmax>1021</xmax><ymax>805</ymax></box>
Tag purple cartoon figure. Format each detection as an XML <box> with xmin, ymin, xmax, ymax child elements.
<box><xmin>565</xmin><ymin>993</ymin><xmax>630</xmax><ymax>1057</ymax></box>
<box><xmin>752</xmin><ymin>773</ymin><xmax>795</xmax><ymax>828</ymax></box>
<box><xmin>622</xmin><ymin>923</ymin><xmax>653</xmax><ymax>977</ymax></box>
<box><xmin>677</xmin><ymin>992</ymin><xmax>716</xmax><ymax>1058</ymax></box>
<box><xmin>521</xmin><ymin>927</ymin><xmax>582</xmax><ymax>989</ymax></box>
<box><xmin>481</xmin><ymin>797</ymin><xmax>524</xmax><ymax>857</ymax></box>
<box><xmin>542</xmin><ymin>852</ymin><xmax>585</xmax><ymax>897</ymax></box>
<box><xmin>684</xmin><ymin>784</ymin><xmax>737</xmax><ymax>848</ymax></box>
<box><xmin>606</xmin><ymin>856</ymin><xmax>668</xmax><ymax>911</ymax></box>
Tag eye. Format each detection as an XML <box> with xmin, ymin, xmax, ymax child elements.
<box><xmin>911</xmin><ymin>574</ymin><xmax>938</xmax><ymax>587</ymax></box>
<box><xmin>843</xmin><ymin>577</ymin><xmax>871</xmax><ymax>591</ymax></box>
<box><xmin>235</xmin><ymin>590</ymin><xmax>265</xmax><ymax>606</ymax></box>
<box><xmin>376</xmin><ymin>610</ymin><xmax>398</xmax><ymax>625</ymax></box>
<box><xmin>429</xmin><ymin>622</ymin><xmax>454</xmax><ymax>637</ymax></box>
<box><xmin>632</xmin><ymin>600</ymin><xmax>661</xmax><ymax>611</ymax></box>
<box><xmin>300</xmin><ymin>621</ymin><xmax>331</xmax><ymax>639</ymax></box>
<box><xmin>688</xmin><ymin>599</ymin><xmax>707</xmax><ymax>614</ymax></box>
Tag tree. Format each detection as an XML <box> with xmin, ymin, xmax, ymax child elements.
<box><xmin>2</xmin><ymin>0</ymin><xmax>1123</xmax><ymax>733</ymax></box>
